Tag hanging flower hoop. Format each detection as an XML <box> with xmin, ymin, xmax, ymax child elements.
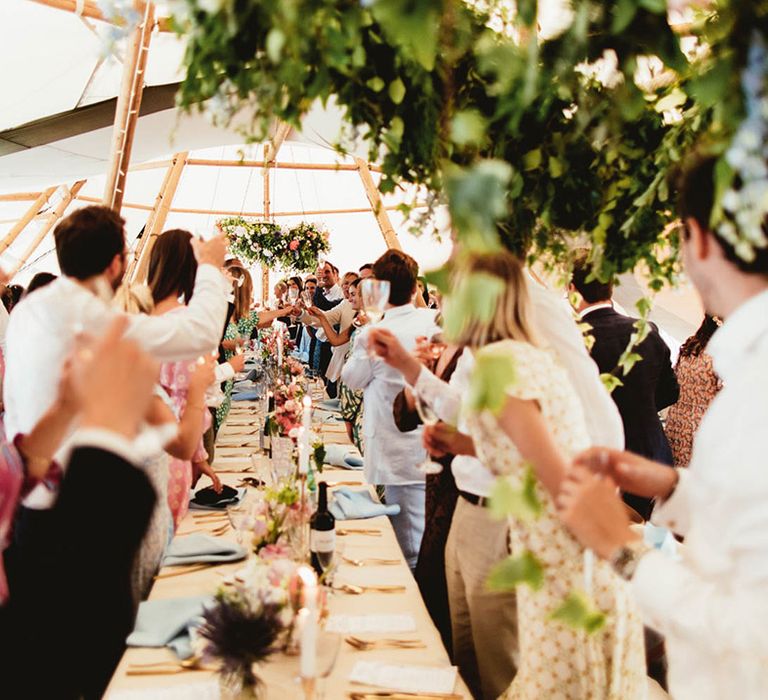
<box><xmin>282</xmin><ymin>222</ymin><xmax>331</xmax><ymax>272</ymax></box>
<box><xmin>217</xmin><ymin>217</ymin><xmax>330</xmax><ymax>272</ymax></box>
<box><xmin>218</xmin><ymin>217</ymin><xmax>283</xmax><ymax>266</ymax></box>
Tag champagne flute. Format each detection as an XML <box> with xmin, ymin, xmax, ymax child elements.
<box><xmin>288</xmin><ymin>286</ymin><xmax>300</xmax><ymax>303</ymax></box>
<box><xmin>359</xmin><ymin>279</ymin><xmax>390</xmax><ymax>325</ymax></box>
<box><xmin>414</xmin><ymin>393</ymin><xmax>443</xmax><ymax>475</ymax></box>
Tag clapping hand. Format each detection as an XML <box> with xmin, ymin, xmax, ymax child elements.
<box><xmin>191</xmin><ymin>233</ymin><xmax>228</xmax><ymax>269</ymax></box>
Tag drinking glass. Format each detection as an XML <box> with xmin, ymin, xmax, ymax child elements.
<box><xmin>296</xmin><ymin>631</ymin><xmax>342</xmax><ymax>700</ymax></box>
<box><xmin>301</xmin><ymin>290</ymin><xmax>314</xmax><ymax>307</ymax></box>
<box><xmin>414</xmin><ymin>393</ymin><xmax>443</xmax><ymax>475</ymax></box>
<box><xmin>227</xmin><ymin>502</ymin><xmax>256</xmax><ymax>546</ymax></box>
<box><xmin>428</xmin><ymin>332</ymin><xmax>447</xmax><ymax>363</ymax></box>
<box><xmin>359</xmin><ymin>279</ymin><xmax>390</xmax><ymax>325</ymax></box>
<box><xmin>288</xmin><ymin>287</ymin><xmax>300</xmax><ymax>303</ymax></box>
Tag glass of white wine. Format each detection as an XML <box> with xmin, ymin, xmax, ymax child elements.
<box><xmin>359</xmin><ymin>278</ymin><xmax>390</xmax><ymax>324</ymax></box>
<box><xmin>414</xmin><ymin>393</ymin><xmax>443</xmax><ymax>475</ymax></box>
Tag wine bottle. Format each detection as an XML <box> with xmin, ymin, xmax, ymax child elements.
<box><xmin>310</xmin><ymin>482</ymin><xmax>335</xmax><ymax>577</ymax></box>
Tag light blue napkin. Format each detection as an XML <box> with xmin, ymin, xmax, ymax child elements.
<box><xmin>325</xmin><ymin>443</ymin><xmax>364</xmax><ymax>469</ymax></box>
<box><xmin>189</xmin><ymin>486</ymin><xmax>246</xmax><ymax>511</ymax></box>
<box><xmin>162</xmin><ymin>534</ymin><xmax>247</xmax><ymax>567</ymax></box>
<box><xmin>318</xmin><ymin>398</ymin><xmax>342</xmax><ymax>413</ymax></box>
<box><xmin>233</xmin><ymin>390</ymin><xmax>260</xmax><ymax>401</ymax></box>
<box><xmin>314</xmin><ymin>409</ymin><xmax>343</xmax><ymax>423</ymax></box>
<box><xmin>127</xmin><ymin>595</ymin><xmax>212</xmax><ymax>659</ymax></box>
<box><xmin>329</xmin><ymin>487</ymin><xmax>401</xmax><ymax>521</ymax></box>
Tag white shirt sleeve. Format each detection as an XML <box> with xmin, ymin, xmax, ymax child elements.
<box><xmin>215</xmin><ymin>361</ymin><xmax>235</xmax><ymax>383</ymax></box>
<box><xmin>125</xmin><ymin>264</ymin><xmax>229</xmax><ymax>361</ymax></box>
<box><xmin>339</xmin><ymin>330</ymin><xmax>375</xmax><ymax>390</ymax></box>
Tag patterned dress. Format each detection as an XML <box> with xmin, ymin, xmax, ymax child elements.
<box><xmin>215</xmin><ymin>310</ymin><xmax>260</xmax><ymax>431</ymax></box>
<box><xmin>665</xmin><ymin>352</ymin><xmax>722</xmax><ymax>468</ymax></box>
<box><xmin>159</xmin><ymin>363</ymin><xmax>211</xmax><ymax>528</ymax></box>
<box><xmin>466</xmin><ymin>340</ymin><xmax>646</xmax><ymax>700</ymax></box>
<box><xmin>339</xmin><ymin>327</ymin><xmax>364</xmax><ymax>454</ymax></box>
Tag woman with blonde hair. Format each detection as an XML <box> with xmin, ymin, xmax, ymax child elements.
<box><xmin>369</xmin><ymin>250</ymin><xmax>646</xmax><ymax>700</ymax></box>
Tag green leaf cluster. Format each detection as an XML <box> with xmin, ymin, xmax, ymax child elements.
<box><xmin>487</xmin><ymin>550</ymin><xmax>545</xmax><ymax>592</ymax></box>
<box><xmin>466</xmin><ymin>343</ymin><xmax>518</xmax><ymax>415</ymax></box>
<box><xmin>550</xmin><ymin>590</ymin><xmax>607</xmax><ymax>635</ymax></box>
<box><xmin>488</xmin><ymin>467</ymin><xmax>543</xmax><ymax>523</ymax></box>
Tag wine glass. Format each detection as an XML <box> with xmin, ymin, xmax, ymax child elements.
<box><xmin>414</xmin><ymin>393</ymin><xmax>443</xmax><ymax>475</ymax></box>
<box><xmin>428</xmin><ymin>332</ymin><xmax>447</xmax><ymax>363</ymax></box>
<box><xmin>296</xmin><ymin>630</ymin><xmax>342</xmax><ymax>700</ymax></box>
<box><xmin>301</xmin><ymin>290</ymin><xmax>314</xmax><ymax>307</ymax></box>
<box><xmin>288</xmin><ymin>286</ymin><xmax>300</xmax><ymax>303</ymax></box>
<box><xmin>359</xmin><ymin>279</ymin><xmax>390</xmax><ymax>325</ymax></box>
<box><xmin>227</xmin><ymin>502</ymin><xmax>256</xmax><ymax>546</ymax></box>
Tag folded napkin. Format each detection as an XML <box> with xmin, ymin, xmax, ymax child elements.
<box><xmin>314</xmin><ymin>409</ymin><xmax>343</xmax><ymax>423</ymax></box>
<box><xmin>189</xmin><ymin>486</ymin><xmax>246</xmax><ymax>511</ymax></box>
<box><xmin>162</xmin><ymin>534</ymin><xmax>247</xmax><ymax>567</ymax></box>
<box><xmin>232</xmin><ymin>390</ymin><xmax>260</xmax><ymax>402</ymax></box>
<box><xmin>325</xmin><ymin>444</ymin><xmax>364</xmax><ymax>469</ymax></box>
<box><xmin>318</xmin><ymin>398</ymin><xmax>342</xmax><ymax>413</ymax></box>
<box><xmin>127</xmin><ymin>595</ymin><xmax>212</xmax><ymax>659</ymax></box>
<box><xmin>329</xmin><ymin>487</ymin><xmax>400</xmax><ymax>521</ymax></box>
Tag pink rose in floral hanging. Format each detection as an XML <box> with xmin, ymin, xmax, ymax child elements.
<box><xmin>289</xmin><ymin>239</ymin><xmax>299</xmax><ymax>251</ymax></box>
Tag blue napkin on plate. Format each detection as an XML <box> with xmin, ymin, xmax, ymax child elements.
<box><xmin>233</xmin><ymin>390</ymin><xmax>260</xmax><ymax>401</ymax></box>
<box><xmin>329</xmin><ymin>487</ymin><xmax>400</xmax><ymax>520</ymax></box>
<box><xmin>162</xmin><ymin>534</ymin><xmax>247</xmax><ymax>567</ymax></box>
<box><xmin>127</xmin><ymin>595</ymin><xmax>213</xmax><ymax>659</ymax></box>
<box><xmin>325</xmin><ymin>444</ymin><xmax>364</xmax><ymax>469</ymax></box>
<box><xmin>189</xmin><ymin>486</ymin><xmax>246</xmax><ymax>510</ymax></box>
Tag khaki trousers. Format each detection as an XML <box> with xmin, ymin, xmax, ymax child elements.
<box><xmin>445</xmin><ymin>496</ymin><xmax>518</xmax><ymax>700</ymax></box>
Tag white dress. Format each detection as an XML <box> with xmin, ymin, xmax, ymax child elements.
<box><xmin>466</xmin><ymin>340</ymin><xmax>646</xmax><ymax>699</ymax></box>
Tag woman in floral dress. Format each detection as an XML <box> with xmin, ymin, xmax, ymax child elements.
<box><xmin>369</xmin><ymin>251</ymin><xmax>646</xmax><ymax>700</ymax></box>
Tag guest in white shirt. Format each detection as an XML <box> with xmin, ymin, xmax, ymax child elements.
<box><xmin>366</xmin><ymin>270</ymin><xmax>623</xmax><ymax>699</ymax></box>
<box><xmin>558</xmin><ymin>155</ymin><xmax>768</xmax><ymax>700</ymax></box>
<box><xmin>341</xmin><ymin>250</ymin><xmax>439</xmax><ymax>570</ymax></box>
<box><xmin>3</xmin><ymin>206</ymin><xmax>229</xmax><ymax>503</ymax></box>
<box><xmin>313</xmin><ymin>262</ymin><xmax>345</xmax><ymax>395</ymax></box>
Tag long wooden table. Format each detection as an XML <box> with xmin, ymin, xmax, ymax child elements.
<box><xmin>106</xmin><ymin>401</ymin><xmax>470</xmax><ymax>699</ymax></box>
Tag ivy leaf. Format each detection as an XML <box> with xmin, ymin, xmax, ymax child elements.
<box><xmin>488</xmin><ymin>467</ymin><xmax>543</xmax><ymax>522</ymax></box>
<box><xmin>451</xmin><ymin>109</ymin><xmax>488</xmax><ymax>147</ymax></box>
<box><xmin>551</xmin><ymin>590</ymin><xmax>607</xmax><ymax>634</ymax></box>
<box><xmin>548</xmin><ymin>156</ymin><xmax>564</xmax><ymax>178</ymax></box>
<box><xmin>466</xmin><ymin>342</ymin><xmax>517</xmax><ymax>414</ymax></box>
<box><xmin>445</xmin><ymin>160</ymin><xmax>511</xmax><ymax>251</ymax></box>
<box><xmin>423</xmin><ymin>262</ymin><xmax>454</xmax><ymax>294</ymax></box>
<box><xmin>487</xmin><ymin>551</ymin><xmax>544</xmax><ymax>592</ymax></box>
<box><xmin>523</xmin><ymin>148</ymin><xmax>542</xmax><ymax>171</ymax></box>
<box><xmin>618</xmin><ymin>350</ymin><xmax>643</xmax><ymax>375</ymax></box>
<box><xmin>388</xmin><ymin>78</ymin><xmax>406</xmax><ymax>105</ymax></box>
<box><xmin>371</xmin><ymin>0</ymin><xmax>440</xmax><ymax>72</ymax></box>
<box><xmin>266</xmin><ymin>28</ymin><xmax>286</xmax><ymax>63</ymax></box>
<box><xmin>366</xmin><ymin>77</ymin><xmax>385</xmax><ymax>92</ymax></box>
<box><xmin>638</xmin><ymin>0</ymin><xmax>667</xmax><ymax>13</ymax></box>
<box><xmin>612</xmin><ymin>0</ymin><xmax>637</xmax><ymax>34</ymax></box>
<box><xmin>634</xmin><ymin>296</ymin><xmax>652</xmax><ymax>317</ymax></box>
<box><xmin>600</xmin><ymin>373</ymin><xmax>623</xmax><ymax>394</ymax></box>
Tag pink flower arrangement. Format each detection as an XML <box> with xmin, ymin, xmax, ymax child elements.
<box><xmin>289</xmin><ymin>239</ymin><xmax>299</xmax><ymax>251</ymax></box>
<box><xmin>267</xmin><ymin>380</ymin><xmax>306</xmax><ymax>437</ymax></box>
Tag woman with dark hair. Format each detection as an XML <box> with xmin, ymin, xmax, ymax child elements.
<box><xmin>216</xmin><ymin>264</ymin><xmax>287</xmax><ymax>430</ymax></box>
<box><xmin>665</xmin><ymin>315</ymin><xmax>723</xmax><ymax>468</ymax></box>
<box><xmin>25</xmin><ymin>273</ymin><xmax>57</xmax><ymax>296</ymax></box>
<box><xmin>148</xmin><ymin>229</ymin><xmax>223</xmax><ymax>527</ymax></box>
<box><xmin>2</xmin><ymin>285</ymin><xmax>24</xmax><ymax>313</ymax></box>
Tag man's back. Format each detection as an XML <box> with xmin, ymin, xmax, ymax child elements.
<box><xmin>584</xmin><ymin>307</ymin><xmax>678</xmax><ymax>462</ymax></box>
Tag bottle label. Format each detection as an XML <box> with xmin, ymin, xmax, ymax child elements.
<box><xmin>310</xmin><ymin>529</ymin><xmax>336</xmax><ymax>553</ymax></box>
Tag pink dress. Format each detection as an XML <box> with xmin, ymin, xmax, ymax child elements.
<box><xmin>159</xmin><ymin>360</ymin><xmax>211</xmax><ymax>528</ymax></box>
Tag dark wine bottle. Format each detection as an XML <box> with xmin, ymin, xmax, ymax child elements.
<box><xmin>310</xmin><ymin>482</ymin><xmax>335</xmax><ymax>577</ymax></box>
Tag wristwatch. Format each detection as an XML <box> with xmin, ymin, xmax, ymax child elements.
<box><xmin>609</xmin><ymin>539</ymin><xmax>651</xmax><ymax>581</ymax></box>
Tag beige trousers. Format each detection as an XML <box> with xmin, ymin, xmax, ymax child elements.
<box><xmin>445</xmin><ymin>496</ymin><xmax>518</xmax><ymax>700</ymax></box>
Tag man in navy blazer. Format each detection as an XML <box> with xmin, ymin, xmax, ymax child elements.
<box><xmin>571</xmin><ymin>259</ymin><xmax>679</xmax><ymax>519</ymax></box>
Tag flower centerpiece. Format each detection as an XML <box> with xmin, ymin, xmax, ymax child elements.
<box><xmin>197</xmin><ymin>557</ymin><xmax>297</xmax><ymax>697</ymax></box>
<box><xmin>265</xmin><ymin>381</ymin><xmax>305</xmax><ymax>438</ymax></box>
<box><xmin>258</xmin><ymin>324</ymin><xmax>294</xmax><ymax>367</ymax></box>
<box><xmin>218</xmin><ymin>218</ymin><xmax>283</xmax><ymax>266</ymax></box>
<box><xmin>249</xmin><ymin>480</ymin><xmax>312</xmax><ymax>553</ymax></box>
<box><xmin>282</xmin><ymin>222</ymin><xmax>331</xmax><ymax>272</ymax></box>
<box><xmin>217</xmin><ymin>217</ymin><xmax>330</xmax><ymax>272</ymax></box>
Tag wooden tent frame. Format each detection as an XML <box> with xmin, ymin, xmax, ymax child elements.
<box><xmin>0</xmin><ymin>3</ymin><xmax>426</xmax><ymax>281</ymax></box>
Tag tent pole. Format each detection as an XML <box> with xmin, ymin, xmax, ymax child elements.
<box><xmin>103</xmin><ymin>1</ymin><xmax>154</xmax><ymax>212</ymax></box>
<box><xmin>10</xmin><ymin>181</ymin><xmax>86</xmax><ymax>277</ymax></box>
<box><xmin>355</xmin><ymin>158</ymin><xmax>401</xmax><ymax>250</ymax></box>
<box><xmin>184</xmin><ymin>159</ymin><xmax>383</xmax><ymax>172</ymax></box>
<box><xmin>29</xmin><ymin>1</ymin><xmax>172</xmax><ymax>32</ymax></box>
<box><xmin>260</xmin><ymin>121</ymin><xmax>292</xmax><ymax>303</ymax></box>
<box><xmin>0</xmin><ymin>186</ymin><xmax>57</xmax><ymax>256</ymax></box>
<box><xmin>130</xmin><ymin>152</ymin><xmax>188</xmax><ymax>284</ymax></box>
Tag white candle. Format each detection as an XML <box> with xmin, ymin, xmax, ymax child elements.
<box><xmin>276</xmin><ymin>323</ymin><xmax>284</xmax><ymax>368</ymax></box>
<box><xmin>297</xmin><ymin>566</ymin><xmax>318</xmax><ymax>678</ymax></box>
<box><xmin>299</xmin><ymin>395</ymin><xmax>312</xmax><ymax>474</ymax></box>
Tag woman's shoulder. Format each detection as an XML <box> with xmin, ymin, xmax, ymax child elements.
<box><xmin>481</xmin><ymin>338</ymin><xmax>552</xmax><ymax>366</ymax></box>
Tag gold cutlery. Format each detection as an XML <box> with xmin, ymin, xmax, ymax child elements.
<box><xmin>334</xmin><ymin>583</ymin><xmax>406</xmax><ymax>595</ymax></box>
<box><xmin>337</xmin><ymin>528</ymin><xmax>382</xmax><ymax>537</ymax></box>
<box><xmin>127</xmin><ymin>657</ymin><xmax>213</xmax><ymax>674</ymax></box>
<box><xmin>342</xmin><ymin>556</ymin><xmax>400</xmax><ymax>567</ymax></box>
<box><xmin>177</xmin><ymin>523</ymin><xmax>229</xmax><ymax>537</ymax></box>
<box><xmin>345</xmin><ymin>636</ymin><xmax>425</xmax><ymax>650</ymax></box>
<box><xmin>326</xmin><ymin>481</ymin><xmax>364</xmax><ymax>487</ymax></box>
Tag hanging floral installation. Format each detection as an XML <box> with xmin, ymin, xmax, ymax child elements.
<box><xmin>217</xmin><ymin>217</ymin><xmax>330</xmax><ymax>272</ymax></box>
